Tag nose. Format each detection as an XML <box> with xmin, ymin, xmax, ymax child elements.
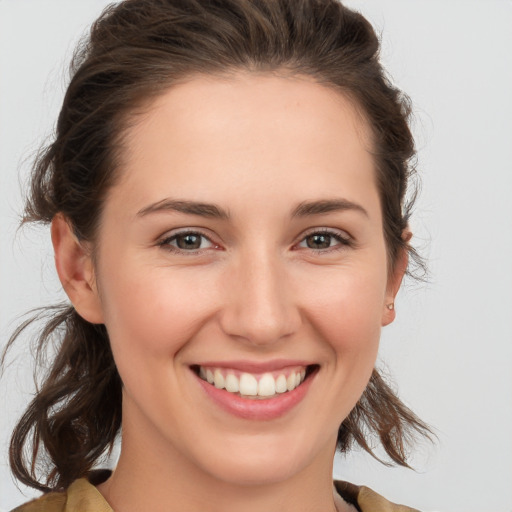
<box><xmin>219</xmin><ymin>250</ymin><xmax>301</xmax><ymax>346</ymax></box>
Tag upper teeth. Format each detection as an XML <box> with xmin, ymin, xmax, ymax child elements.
<box><xmin>199</xmin><ymin>367</ymin><xmax>307</xmax><ymax>397</ymax></box>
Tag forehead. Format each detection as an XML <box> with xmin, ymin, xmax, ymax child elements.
<box><xmin>111</xmin><ymin>72</ymin><xmax>378</xmax><ymax>218</ymax></box>
<box><xmin>123</xmin><ymin>72</ymin><xmax>373</xmax><ymax>158</ymax></box>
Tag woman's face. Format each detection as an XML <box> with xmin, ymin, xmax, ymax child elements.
<box><xmin>88</xmin><ymin>73</ymin><xmax>401</xmax><ymax>485</ymax></box>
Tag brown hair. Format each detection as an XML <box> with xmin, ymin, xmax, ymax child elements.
<box><xmin>5</xmin><ymin>0</ymin><xmax>431</xmax><ymax>492</ymax></box>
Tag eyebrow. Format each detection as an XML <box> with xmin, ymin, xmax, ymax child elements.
<box><xmin>292</xmin><ymin>199</ymin><xmax>368</xmax><ymax>218</ymax></box>
<box><xmin>137</xmin><ymin>197</ymin><xmax>368</xmax><ymax>220</ymax></box>
<box><xmin>137</xmin><ymin>199</ymin><xmax>230</xmax><ymax>219</ymax></box>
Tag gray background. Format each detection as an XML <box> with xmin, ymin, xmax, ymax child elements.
<box><xmin>1</xmin><ymin>1</ymin><xmax>511</xmax><ymax>511</ymax></box>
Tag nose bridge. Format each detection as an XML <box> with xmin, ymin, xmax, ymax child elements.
<box><xmin>221</xmin><ymin>246</ymin><xmax>300</xmax><ymax>345</ymax></box>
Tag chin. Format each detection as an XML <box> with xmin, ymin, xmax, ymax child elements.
<box><xmin>204</xmin><ymin>456</ymin><xmax>302</xmax><ymax>487</ymax></box>
<box><xmin>194</xmin><ymin>430</ymin><xmax>332</xmax><ymax>487</ymax></box>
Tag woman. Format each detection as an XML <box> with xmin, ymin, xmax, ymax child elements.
<box><xmin>5</xmin><ymin>0</ymin><xmax>431</xmax><ymax>510</ymax></box>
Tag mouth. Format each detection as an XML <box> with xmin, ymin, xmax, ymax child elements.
<box><xmin>191</xmin><ymin>364</ymin><xmax>319</xmax><ymax>400</ymax></box>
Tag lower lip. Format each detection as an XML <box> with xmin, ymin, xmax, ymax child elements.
<box><xmin>194</xmin><ymin>370</ymin><xmax>315</xmax><ymax>420</ymax></box>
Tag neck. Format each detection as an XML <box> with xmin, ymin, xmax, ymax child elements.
<box><xmin>97</xmin><ymin>411</ymin><xmax>346</xmax><ymax>512</ymax></box>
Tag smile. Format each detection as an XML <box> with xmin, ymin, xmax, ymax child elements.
<box><xmin>197</xmin><ymin>366</ymin><xmax>308</xmax><ymax>398</ymax></box>
<box><xmin>191</xmin><ymin>362</ymin><xmax>318</xmax><ymax>420</ymax></box>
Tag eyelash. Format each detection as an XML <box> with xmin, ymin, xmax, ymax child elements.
<box><xmin>295</xmin><ymin>229</ymin><xmax>353</xmax><ymax>253</ymax></box>
<box><xmin>158</xmin><ymin>230</ymin><xmax>217</xmax><ymax>253</ymax></box>
<box><xmin>157</xmin><ymin>228</ymin><xmax>353</xmax><ymax>254</ymax></box>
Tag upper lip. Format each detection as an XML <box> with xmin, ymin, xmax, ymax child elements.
<box><xmin>192</xmin><ymin>359</ymin><xmax>315</xmax><ymax>373</ymax></box>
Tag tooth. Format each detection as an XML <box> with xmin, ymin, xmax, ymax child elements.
<box><xmin>286</xmin><ymin>373</ymin><xmax>296</xmax><ymax>391</ymax></box>
<box><xmin>239</xmin><ymin>373</ymin><xmax>258</xmax><ymax>396</ymax></box>
<box><xmin>294</xmin><ymin>372</ymin><xmax>301</xmax><ymax>387</ymax></box>
<box><xmin>275</xmin><ymin>374</ymin><xmax>287</xmax><ymax>393</ymax></box>
<box><xmin>258</xmin><ymin>373</ymin><xmax>276</xmax><ymax>396</ymax></box>
<box><xmin>225</xmin><ymin>373</ymin><xmax>239</xmax><ymax>393</ymax></box>
<box><xmin>300</xmin><ymin>368</ymin><xmax>306</xmax><ymax>381</ymax></box>
<box><xmin>206</xmin><ymin>369</ymin><xmax>214</xmax><ymax>384</ymax></box>
<box><xmin>214</xmin><ymin>369</ymin><xmax>225</xmax><ymax>389</ymax></box>
<box><xmin>199</xmin><ymin>367</ymin><xmax>207</xmax><ymax>380</ymax></box>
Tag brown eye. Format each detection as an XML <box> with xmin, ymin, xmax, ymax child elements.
<box><xmin>175</xmin><ymin>233</ymin><xmax>203</xmax><ymax>250</ymax></box>
<box><xmin>297</xmin><ymin>230</ymin><xmax>351</xmax><ymax>251</ymax></box>
<box><xmin>305</xmin><ymin>233</ymin><xmax>332</xmax><ymax>249</ymax></box>
<box><xmin>161</xmin><ymin>232</ymin><xmax>215</xmax><ymax>252</ymax></box>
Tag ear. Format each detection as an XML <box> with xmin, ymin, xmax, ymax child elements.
<box><xmin>51</xmin><ymin>214</ymin><xmax>104</xmax><ymax>324</ymax></box>
<box><xmin>381</xmin><ymin>229</ymin><xmax>411</xmax><ymax>326</ymax></box>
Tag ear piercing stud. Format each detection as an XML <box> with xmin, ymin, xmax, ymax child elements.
<box><xmin>386</xmin><ymin>303</ymin><xmax>394</xmax><ymax>310</ymax></box>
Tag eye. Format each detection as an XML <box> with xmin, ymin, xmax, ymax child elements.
<box><xmin>297</xmin><ymin>230</ymin><xmax>352</xmax><ymax>251</ymax></box>
<box><xmin>159</xmin><ymin>231</ymin><xmax>216</xmax><ymax>252</ymax></box>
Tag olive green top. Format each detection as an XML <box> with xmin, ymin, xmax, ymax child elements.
<box><xmin>12</xmin><ymin>475</ymin><xmax>420</xmax><ymax>512</ymax></box>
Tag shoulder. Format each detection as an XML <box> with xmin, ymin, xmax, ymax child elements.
<box><xmin>11</xmin><ymin>491</ymin><xmax>66</xmax><ymax>512</ymax></box>
<box><xmin>12</xmin><ymin>477</ymin><xmax>418</xmax><ymax>512</ymax></box>
<box><xmin>11</xmin><ymin>477</ymin><xmax>113</xmax><ymax>512</ymax></box>
<box><xmin>335</xmin><ymin>480</ymin><xmax>421</xmax><ymax>512</ymax></box>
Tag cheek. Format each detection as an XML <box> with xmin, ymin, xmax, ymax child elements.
<box><xmin>289</xmin><ymin>264</ymin><xmax>387</xmax><ymax>434</ymax></box>
<box><xmin>98</xmin><ymin>262</ymin><xmax>219</xmax><ymax>360</ymax></box>
<box><xmin>297</xmin><ymin>263</ymin><xmax>386</xmax><ymax>382</ymax></box>
<box><xmin>302</xmin><ymin>265</ymin><xmax>386</xmax><ymax>336</ymax></box>
<box><xmin>315</xmin><ymin>300</ymin><xmax>381</xmax><ymax>381</ymax></box>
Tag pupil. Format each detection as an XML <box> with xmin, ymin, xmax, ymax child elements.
<box><xmin>177</xmin><ymin>234</ymin><xmax>201</xmax><ymax>250</ymax></box>
<box><xmin>307</xmin><ymin>234</ymin><xmax>331</xmax><ymax>249</ymax></box>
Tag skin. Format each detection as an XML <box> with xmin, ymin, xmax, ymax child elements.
<box><xmin>52</xmin><ymin>72</ymin><xmax>406</xmax><ymax>512</ymax></box>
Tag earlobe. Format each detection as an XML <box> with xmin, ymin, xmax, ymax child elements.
<box><xmin>51</xmin><ymin>214</ymin><xmax>104</xmax><ymax>324</ymax></box>
<box><xmin>382</xmin><ymin>233</ymin><xmax>410</xmax><ymax>327</ymax></box>
<box><xmin>382</xmin><ymin>301</ymin><xmax>396</xmax><ymax>326</ymax></box>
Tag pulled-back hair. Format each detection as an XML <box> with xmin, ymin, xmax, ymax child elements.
<box><xmin>5</xmin><ymin>0</ymin><xmax>430</xmax><ymax>492</ymax></box>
